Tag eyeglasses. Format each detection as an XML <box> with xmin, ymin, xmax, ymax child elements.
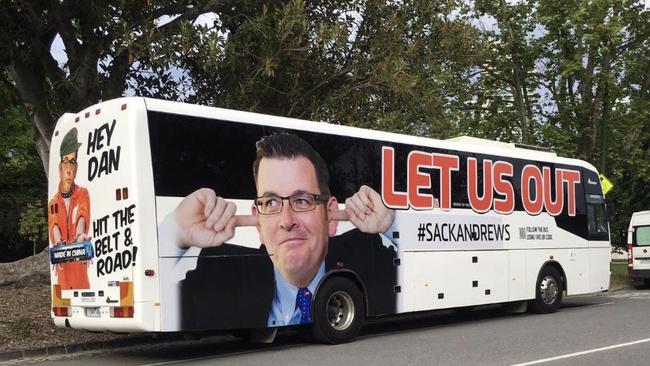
<box><xmin>255</xmin><ymin>193</ymin><xmax>329</xmax><ymax>215</ymax></box>
<box><xmin>60</xmin><ymin>159</ymin><xmax>78</xmax><ymax>168</ymax></box>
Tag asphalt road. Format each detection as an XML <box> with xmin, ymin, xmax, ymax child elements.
<box><xmin>7</xmin><ymin>289</ymin><xmax>650</xmax><ymax>366</ymax></box>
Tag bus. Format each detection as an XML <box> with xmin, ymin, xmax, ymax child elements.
<box><xmin>48</xmin><ymin>97</ymin><xmax>610</xmax><ymax>344</ymax></box>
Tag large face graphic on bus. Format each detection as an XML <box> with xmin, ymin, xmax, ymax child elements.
<box><xmin>156</xmin><ymin>131</ymin><xmax>398</xmax><ymax>330</ymax></box>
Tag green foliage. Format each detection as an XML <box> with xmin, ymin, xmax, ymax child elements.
<box><xmin>0</xmin><ymin>107</ymin><xmax>42</xmax><ymax>176</ymax></box>
<box><xmin>610</xmin><ymin>260</ymin><xmax>629</xmax><ymax>289</ymax></box>
<box><xmin>0</xmin><ymin>98</ymin><xmax>46</xmax><ymax>262</ymax></box>
<box><xmin>467</xmin><ymin>0</ymin><xmax>541</xmax><ymax>144</ymax></box>
<box><xmin>11</xmin><ymin>316</ymin><xmax>34</xmax><ymax>339</ymax></box>
<box><xmin>0</xmin><ymin>0</ymin><xmax>648</xmax><ymax>257</ymax></box>
<box><xmin>18</xmin><ymin>201</ymin><xmax>48</xmax><ymax>256</ymax></box>
<box><xmin>540</xmin><ymin>0</ymin><xmax>650</xmax><ymax>246</ymax></box>
<box><xmin>468</xmin><ymin>0</ymin><xmax>649</xmax><ymax>246</ymax></box>
<box><xmin>534</xmin><ymin>0</ymin><xmax>636</xmax><ymax>161</ymax></box>
<box><xmin>183</xmin><ymin>0</ymin><xmax>481</xmax><ymax>139</ymax></box>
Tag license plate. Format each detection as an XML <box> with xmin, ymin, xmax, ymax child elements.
<box><xmin>637</xmin><ymin>258</ymin><xmax>650</xmax><ymax>264</ymax></box>
<box><xmin>85</xmin><ymin>307</ymin><xmax>101</xmax><ymax>318</ymax></box>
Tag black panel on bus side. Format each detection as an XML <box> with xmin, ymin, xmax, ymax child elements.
<box><xmin>147</xmin><ymin>111</ymin><xmax>378</xmax><ymax>200</ymax></box>
<box><xmin>582</xmin><ymin>168</ymin><xmax>604</xmax><ymax>196</ymax></box>
<box><xmin>148</xmin><ymin>111</ymin><xmax>260</xmax><ymax>198</ymax></box>
<box><xmin>548</xmin><ymin>164</ymin><xmax>588</xmax><ymax>240</ymax></box>
<box><xmin>580</xmin><ymin>168</ymin><xmax>609</xmax><ymax>241</ymax></box>
<box><xmin>147</xmin><ymin>110</ymin><xmax>590</xmax><ymax>240</ymax></box>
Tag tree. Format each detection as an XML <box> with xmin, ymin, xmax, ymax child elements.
<box><xmin>533</xmin><ymin>0</ymin><xmax>649</xmax><ymax>246</ymax></box>
<box><xmin>0</xmin><ymin>0</ymin><xmax>232</xmax><ymax>177</ymax></box>
<box><xmin>468</xmin><ymin>0</ymin><xmax>540</xmax><ymax>144</ymax></box>
<box><xmin>182</xmin><ymin>0</ymin><xmax>482</xmax><ymax>138</ymax></box>
<box><xmin>0</xmin><ymin>0</ymin><xmax>484</xmax><ymax>174</ymax></box>
<box><xmin>0</xmin><ymin>79</ymin><xmax>46</xmax><ymax>261</ymax></box>
<box><xmin>535</xmin><ymin>0</ymin><xmax>628</xmax><ymax>159</ymax></box>
<box><xmin>2</xmin><ymin>0</ymin><xmax>647</xmax><ymax>254</ymax></box>
<box><xmin>598</xmin><ymin>0</ymin><xmax>650</xmax><ymax>246</ymax></box>
<box><xmin>18</xmin><ymin>201</ymin><xmax>48</xmax><ymax>256</ymax></box>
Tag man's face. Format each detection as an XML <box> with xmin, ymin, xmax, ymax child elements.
<box><xmin>253</xmin><ymin>156</ymin><xmax>337</xmax><ymax>285</ymax></box>
<box><xmin>59</xmin><ymin>151</ymin><xmax>78</xmax><ymax>193</ymax></box>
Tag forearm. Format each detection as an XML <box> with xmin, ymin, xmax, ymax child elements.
<box><xmin>76</xmin><ymin>217</ymin><xmax>86</xmax><ymax>237</ymax></box>
<box><xmin>52</xmin><ymin>225</ymin><xmax>62</xmax><ymax>244</ymax></box>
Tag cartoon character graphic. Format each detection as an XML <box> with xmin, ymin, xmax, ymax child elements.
<box><xmin>48</xmin><ymin>127</ymin><xmax>91</xmax><ymax>289</ymax></box>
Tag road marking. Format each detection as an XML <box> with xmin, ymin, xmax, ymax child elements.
<box><xmin>511</xmin><ymin>338</ymin><xmax>650</xmax><ymax>366</ymax></box>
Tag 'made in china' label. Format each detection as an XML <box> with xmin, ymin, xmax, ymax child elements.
<box><xmin>50</xmin><ymin>241</ymin><xmax>95</xmax><ymax>264</ymax></box>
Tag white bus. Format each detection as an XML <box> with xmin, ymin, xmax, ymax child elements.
<box><xmin>48</xmin><ymin>97</ymin><xmax>610</xmax><ymax>343</ymax></box>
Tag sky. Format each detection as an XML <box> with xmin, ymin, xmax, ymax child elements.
<box><xmin>49</xmin><ymin>12</ymin><xmax>218</xmax><ymax>69</ymax></box>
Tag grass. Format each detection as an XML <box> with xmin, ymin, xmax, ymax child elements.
<box><xmin>610</xmin><ymin>259</ymin><xmax>629</xmax><ymax>289</ymax></box>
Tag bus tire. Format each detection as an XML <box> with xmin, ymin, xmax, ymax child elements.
<box><xmin>311</xmin><ymin>276</ymin><xmax>364</xmax><ymax>344</ymax></box>
<box><xmin>529</xmin><ymin>266</ymin><xmax>563</xmax><ymax>314</ymax></box>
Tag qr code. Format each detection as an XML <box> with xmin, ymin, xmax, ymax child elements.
<box><xmin>519</xmin><ymin>227</ymin><xmax>526</xmax><ymax>239</ymax></box>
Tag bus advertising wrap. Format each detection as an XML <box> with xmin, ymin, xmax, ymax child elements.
<box><xmin>48</xmin><ymin>98</ymin><xmax>609</xmax><ymax>339</ymax></box>
<box><xmin>150</xmin><ymin>111</ymin><xmax>595</xmax><ymax>332</ymax></box>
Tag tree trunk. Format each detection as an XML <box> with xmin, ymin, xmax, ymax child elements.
<box><xmin>34</xmin><ymin>129</ymin><xmax>51</xmax><ymax>177</ymax></box>
<box><xmin>512</xmin><ymin>66</ymin><xmax>529</xmax><ymax>144</ymax></box>
<box><xmin>10</xmin><ymin>59</ymin><xmax>55</xmax><ymax>179</ymax></box>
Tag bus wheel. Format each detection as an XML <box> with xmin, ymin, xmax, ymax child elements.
<box><xmin>311</xmin><ymin>277</ymin><xmax>363</xmax><ymax>344</ymax></box>
<box><xmin>529</xmin><ymin>266</ymin><xmax>563</xmax><ymax>314</ymax></box>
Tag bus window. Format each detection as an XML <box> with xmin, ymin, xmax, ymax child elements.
<box><xmin>586</xmin><ymin>194</ymin><xmax>608</xmax><ymax>238</ymax></box>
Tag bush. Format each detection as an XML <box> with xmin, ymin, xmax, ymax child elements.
<box><xmin>11</xmin><ymin>316</ymin><xmax>34</xmax><ymax>339</ymax></box>
<box><xmin>18</xmin><ymin>201</ymin><xmax>48</xmax><ymax>256</ymax></box>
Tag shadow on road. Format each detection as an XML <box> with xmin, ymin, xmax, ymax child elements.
<box><xmin>87</xmin><ymin>299</ymin><xmax>610</xmax><ymax>364</ymax></box>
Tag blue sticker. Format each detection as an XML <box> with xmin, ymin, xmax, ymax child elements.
<box><xmin>50</xmin><ymin>241</ymin><xmax>95</xmax><ymax>264</ymax></box>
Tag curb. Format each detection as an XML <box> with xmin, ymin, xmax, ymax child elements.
<box><xmin>0</xmin><ymin>334</ymin><xmax>175</xmax><ymax>362</ymax></box>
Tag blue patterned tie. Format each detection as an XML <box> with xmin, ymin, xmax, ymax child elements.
<box><xmin>296</xmin><ymin>288</ymin><xmax>312</xmax><ymax>324</ymax></box>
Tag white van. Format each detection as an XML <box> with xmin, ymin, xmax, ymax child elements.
<box><xmin>627</xmin><ymin>211</ymin><xmax>650</xmax><ymax>287</ymax></box>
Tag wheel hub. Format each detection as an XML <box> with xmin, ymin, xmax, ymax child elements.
<box><xmin>326</xmin><ymin>291</ymin><xmax>355</xmax><ymax>330</ymax></box>
<box><xmin>539</xmin><ymin>275</ymin><xmax>559</xmax><ymax>304</ymax></box>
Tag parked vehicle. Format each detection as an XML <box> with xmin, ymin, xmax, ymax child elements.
<box><xmin>627</xmin><ymin>210</ymin><xmax>650</xmax><ymax>287</ymax></box>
